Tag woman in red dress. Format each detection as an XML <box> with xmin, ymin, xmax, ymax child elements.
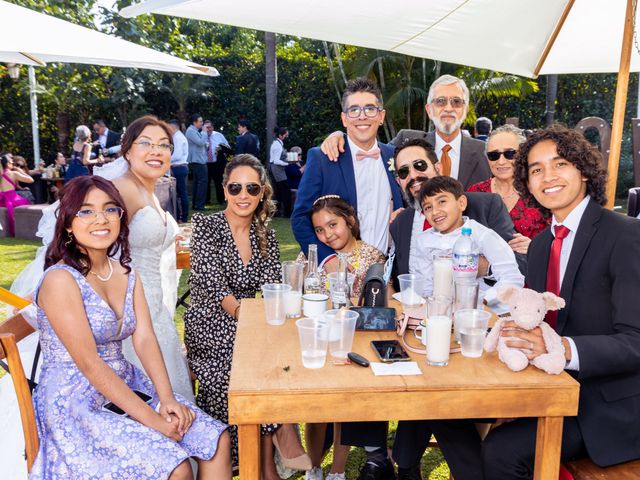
<box><xmin>468</xmin><ymin>125</ymin><xmax>549</xmax><ymax>254</ymax></box>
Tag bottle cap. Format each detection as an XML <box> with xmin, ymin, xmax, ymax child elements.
<box><xmin>461</xmin><ymin>227</ymin><xmax>472</xmax><ymax>235</ymax></box>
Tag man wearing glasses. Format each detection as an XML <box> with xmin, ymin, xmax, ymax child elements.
<box><xmin>322</xmin><ymin>75</ymin><xmax>490</xmax><ymax>190</ymax></box>
<box><xmin>291</xmin><ymin>78</ymin><xmax>403</xmax><ymax>273</ymax></box>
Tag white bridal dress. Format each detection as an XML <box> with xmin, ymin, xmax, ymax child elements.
<box><xmin>0</xmin><ymin>158</ymin><xmax>192</xmax><ymax>478</ymax></box>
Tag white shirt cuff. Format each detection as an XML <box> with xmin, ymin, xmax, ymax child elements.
<box><xmin>564</xmin><ymin>337</ymin><xmax>580</xmax><ymax>371</ymax></box>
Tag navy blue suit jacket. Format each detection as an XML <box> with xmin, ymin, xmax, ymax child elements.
<box><xmin>291</xmin><ymin>136</ymin><xmax>403</xmax><ymax>261</ymax></box>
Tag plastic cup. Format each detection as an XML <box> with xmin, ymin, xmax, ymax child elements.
<box><xmin>455</xmin><ymin>309</ymin><xmax>491</xmax><ymax>357</ymax></box>
<box><xmin>282</xmin><ymin>262</ymin><xmax>304</xmax><ymax>318</ymax></box>
<box><xmin>324</xmin><ymin>309</ymin><xmax>360</xmax><ymax>359</ymax></box>
<box><xmin>397</xmin><ymin>273</ymin><xmax>425</xmax><ymax>307</ymax></box>
<box><xmin>261</xmin><ymin>283</ymin><xmax>291</xmax><ymax>325</ymax></box>
<box><xmin>426</xmin><ymin>315</ymin><xmax>452</xmax><ymax>366</ymax></box>
<box><xmin>454</xmin><ymin>279</ymin><xmax>479</xmax><ymax>314</ymax></box>
<box><xmin>432</xmin><ymin>253</ymin><xmax>454</xmax><ymax>299</ymax></box>
<box><xmin>296</xmin><ymin>317</ymin><xmax>329</xmax><ymax>369</ymax></box>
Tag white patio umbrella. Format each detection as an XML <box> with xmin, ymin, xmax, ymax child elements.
<box><xmin>121</xmin><ymin>0</ymin><xmax>638</xmax><ymax>206</ymax></box>
<box><xmin>1</xmin><ymin>0</ymin><xmax>219</xmax><ymax>164</ymax></box>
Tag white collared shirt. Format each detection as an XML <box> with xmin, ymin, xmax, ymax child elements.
<box><xmin>413</xmin><ymin>218</ymin><xmax>524</xmax><ymax>305</ymax></box>
<box><xmin>408</xmin><ymin>209</ymin><xmax>426</xmax><ymax>275</ymax></box>
<box><xmin>98</xmin><ymin>128</ymin><xmax>109</xmax><ymax>149</ymax></box>
<box><xmin>434</xmin><ymin>130</ymin><xmax>462</xmax><ymax>179</ymax></box>
<box><xmin>550</xmin><ymin>194</ymin><xmax>590</xmax><ymax>371</ymax></box>
<box><xmin>269</xmin><ymin>138</ymin><xmax>288</xmax><ymax>166</ymax></box>
<box><xmin>171</xmin><ymin>130</ymin><xmax>189</xmax><ymax>166</ymax></box>
<box><xmin>347</xmin><ymin>136</ymin><xmax>392</xmax><ymax>254</ymax></box>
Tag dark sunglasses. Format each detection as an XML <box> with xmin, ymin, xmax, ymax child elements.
<box><xmin>396</xmin><ymin>159</ymin><xmax>430</xmax><ymax>180</ymax></box>
<box><xmin>487</xmin><ymin>149</ymin><xmax>518</xmax><ymax>161</ymax></box>
<box><xmin>226</xmin><ymin>182</ymin><xmax>262</xmax><ymax>196</ymax></box>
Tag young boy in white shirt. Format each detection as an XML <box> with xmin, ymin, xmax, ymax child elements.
<box><xmin>415</xmin><ymin>175</ymin><xmax>524</xmax><ymax>306</ymax></box>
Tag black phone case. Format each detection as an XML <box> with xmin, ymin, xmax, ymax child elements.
<box><xmin>351</xmin><ymin>307</ymin><xmax>397</xmax><ymax>331</ymax></box>
<box><xmin>370</xmin><ymin>340</ymin><xmax>411</xmax><ymax>362</ymax></box>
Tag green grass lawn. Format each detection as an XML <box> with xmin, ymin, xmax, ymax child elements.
<box><xmin>0</xmin><ymin>203</ymin><xmax>449</xmax><ymax>479</ymax></box>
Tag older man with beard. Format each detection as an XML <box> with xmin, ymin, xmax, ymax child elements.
<box><xmin>322</xmin><ymin>75</ymin><xmax>490</xmax><ymax>190</ymax></box>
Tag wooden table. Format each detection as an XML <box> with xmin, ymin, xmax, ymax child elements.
<box><xmin>228</xmin><ymin>299</ymin><xmax>580</xmax><ymax>479</ymax></box>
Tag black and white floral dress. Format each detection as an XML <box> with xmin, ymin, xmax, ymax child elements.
<box><xmin>184</xmin><ymin>211</ymin><xmax>282</xmax><ymax>464</ymax></box>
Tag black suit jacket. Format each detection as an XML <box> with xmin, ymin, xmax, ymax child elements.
<box><xmin>391</xmin><ymin>129</ymin><xmax>491</xmax><ymax>189</ymax></box>
<box><xmin>527</xmin><ymin>198</ymin><xmax>640</xmax><ymax>466</ymax></box>
<box><xmin>389</xmin><ymin>191</ymin><xmax>525</xmax><ymax>290</ymax></box>
<box><xmin>93</xmin><ymin>129</ymin><xmax>121</xmax><ymax>156</ymax></box>
<box><xmin>234</xmin><ymin>132</ymin><xmax>260</xmax><ymax>156</ymax></box>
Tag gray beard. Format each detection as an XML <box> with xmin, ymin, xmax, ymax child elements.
<box><xmin>432</xmin><ymin>115</ymin><xmax>463</xmax><ymax>136</ymax></box>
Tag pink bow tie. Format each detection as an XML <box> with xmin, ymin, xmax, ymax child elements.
<box><xmin>355</xmin><ymin>148</ymin><xmax>381</xmax><ymax>161</ymax></box>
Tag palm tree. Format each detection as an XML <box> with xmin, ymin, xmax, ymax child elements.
<box><xmin>265</xmin><ymin>32</ymin><xmax>277</xmax><ymax>153</ymax></box>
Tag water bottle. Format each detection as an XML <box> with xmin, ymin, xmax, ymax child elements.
<box><xmin>330</xmin><ymin>253</ymin><xmax>351</xmax><ymax>308</ymax></box>
<box><xmin>452</xmin><ymin>228</ymin><xmax>478</xmax><ymax>281</ymax></box>
<box><xmin>303</xmin><ymin>244</ymin><xmax>321</xmax><ymax>294</ymax></box>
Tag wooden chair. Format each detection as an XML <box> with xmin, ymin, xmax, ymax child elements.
<box><xmin>0</xmin><ymin>312</ymin><xmax>39</xmax><ymax>472</ymax></box>
<box><xmin>563</xmin><ymin>458</ymin><xmax>640</xmax><ymax>479</ymax></box>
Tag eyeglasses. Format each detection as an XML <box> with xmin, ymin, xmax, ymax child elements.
<box><xmin>396</xmin><ymin>159</ymin><xmax>431</xmax><ymax>180</ymax></box>
<box><xmin>75</xmin><ymin>207</ymin><xmax>124</xmax><ymax>224</ymax></box>
<box><xmin>133</xmin><ymin>140</ymin><xmax>174</xmax><ymax>153</ymax></box>
<box><xmin>343</xmin><ymin>104</ymin><xmax>383</xmax><ymax>119</ymax></box>
<box><xmin>431</xmin><ymin>96</ymin><xmax>466</xmax><ymax>109</ymax></box>
<box><xmin>226</xmin><ymin>182</ymin><xmax>263</xmax><ymax>197</ymax></box>
<box><xmin>487</xmin><ymin>149</ymin><xmax>518</xmax><ymax>161</ymax></box>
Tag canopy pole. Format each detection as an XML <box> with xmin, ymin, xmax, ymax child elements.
<box><xmin>28</xmin><ymin>66</ymin><xmax>40</xmax><ymax>167</ymax></box>
<box><xmin>607</xmin><ymin>0</ymin><xmax>635</xmax><ymax>208</ymax></box>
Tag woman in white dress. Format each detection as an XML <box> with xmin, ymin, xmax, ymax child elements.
<box><xmin>1</xmin><ymin>115</ymin><xmax>192</xmax><ymax>478</ymax></box>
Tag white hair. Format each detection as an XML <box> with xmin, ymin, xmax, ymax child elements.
<box><xmin>486</xmin><ymin>124</ymin><xmax>527</xmax><ymax>152</ymax></box>
<box><xmin>75</xmin><ymin>125</ymin><xmax>91</xmax><ymax>142</ymax></box>
<box><xmin>427</xmin><ymin>74</ymin><xmax>470</xmax><ymax>105</ymax></box>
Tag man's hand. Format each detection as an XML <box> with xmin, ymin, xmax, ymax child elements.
<box><xmin>320</xmin><ymin>131</ymin><xmax>345</xmax><ymax>161</ymax></box>
<box><xmin>390</xmin><ymin>207</ymin><xmax>405</xmax><ymax>224</ymax></box>
<box><xmin>508</xmin><ymin>233</ymin><xmax>531</xmax><ymax>255</ymax></box>
<box><xmin>501</xmin><ymin>320</ymin><xmax>546</xmax><ymax>360</ymax></box>
<box><xmin>477</xmin><ymin>256</ymin><xmax>490</xmax><ymax>277</ymax></box>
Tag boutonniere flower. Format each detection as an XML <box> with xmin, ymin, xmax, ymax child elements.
<box><xmin>387</xmin><ymin>157</ymin><xmax>395</xmax><ymax>173</ymax></box>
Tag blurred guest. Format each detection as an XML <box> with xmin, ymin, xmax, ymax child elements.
<box><xmin>269</xmin><ymin>126</ymin><xmax>292</xmax><ymax>217</ymax></box>
<box><xmin>186</xmin><ymin>114</ymin><xmax>208</xmax><ymax>211</ymax></box>
<box><xmin>234</xmin><ymin>119</ymin><xmax>260</xmax><ymax>156</ymax></box>
<box><xmin>285</xmin><ymin>145</ymin><xmax>304</xmax><ymax>190</ymax></box>
<box><xmin>474</xmin><ymin>116</ymin><xmax>493</xmax><ymax>141</ymax></box>
<box><xmin>0</xmin><ymin>153</ymin><xmax>33</xmax><ymax>236</ymax></box>
<box><xmin>92</xmin><ymin>118</ymin><xmax>121</xmax><ymax>158</ymax></box>
<box><xmin>203</xmin><ymin>120</ymin><xmax>230</xmax><ymax>205</ymax></box>
<box><xmin>468</xmin><ymin>124</ymin><xmax>549</xmax><ymax>254</ymax></box>
<box><xmin>168</xmin><ymin>119</ymin><xmax>189</xmax><ymax>223</ymax></box>
<box><xmin>65</xmin><ymin>125</ymin><xmax>95</xmax><ymax>182</ymax></box>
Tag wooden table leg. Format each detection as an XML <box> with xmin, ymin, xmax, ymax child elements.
<box><xmin>533</xmin><ymin>416</ymin><xmax>564</xmax><ymax>480</ymax></box>
<box><xmin>238</xmin><ymin>424</ymin><xmax>261</xmax><ymax>479</ymax></box>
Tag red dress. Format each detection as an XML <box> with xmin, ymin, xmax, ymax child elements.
<box><xmin>467</xmin><ymin>179</ymin><xmax>549</xmax><ymax>239</ymax></box>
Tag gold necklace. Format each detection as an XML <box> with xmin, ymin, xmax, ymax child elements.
<box><xmin>90</xmin><ymin>259</ymin><xmax>113</xmax><ymax>282</ymax></box>
<box><xmin>492</xmin><ymin>178</ymin><xmax>518</xmax><ymax>200</ymax></box>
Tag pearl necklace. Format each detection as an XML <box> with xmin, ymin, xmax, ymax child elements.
<box><xmin>492</xmin><ymin>179</ymin><xmax>518</xmax><ymax>200</ymax></box>
<box><xmin>90</xmin><ymin>259</ymin><xmax>114</xmax><ymax>282</ymax></box>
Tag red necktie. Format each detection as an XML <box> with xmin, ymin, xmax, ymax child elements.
<box><xmin>545</xmin><ymin>225</ymin><xmax>570</xmax><ymax>329</ymax></box>
<box><xmin>207</xmin><ymin>135</ymin><xmax>214</xmax><ymax>162</ymax></box>
<box><xmin>355</xmin><ymin>147</ymin><xmax>381</xmax><ymax>161</ymax></box>
<box><xmin>423</xmin><ymin>218</ymin><xmax>432</xmax><ymax>231</ymax></box>
<box><xmin>440</xmin><ymin>144</ymin><xmax>452</xmax><ymax>176</ymax></box>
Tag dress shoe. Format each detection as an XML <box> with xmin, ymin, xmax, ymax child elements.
<box><xmin>357</xmin><ymin>460</ymin><xmax>397</xmax><ymax>480</ymax></box>
<box><xmin>272</xmin><ymin>433</ymin><xmax>313</xmax><ymax>471</ymax></box>
<box><xmin>397</xmin><ymin>465</ymin><xmax>423</xmax><ymax>480</ymax></box>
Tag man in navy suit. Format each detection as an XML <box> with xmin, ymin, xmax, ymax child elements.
<box><xmin>292</xmin><ymin>78</ymin><xmax>403</xmax><ymax>272</ymax></box>
<box><xmin>481</xmin><ymin>125</ymin><xmax>640</xmax><ymax>478</ymax></box>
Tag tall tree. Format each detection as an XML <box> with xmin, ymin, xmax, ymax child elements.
<box><xmin>545</xmin><ymin>74</ymin><xmax>559</xmax><ymax>126</ymax></box>
<box><xmin>265</xmin><ymin>32</ymin><xmax>277</xmax><ymax>158</ymax></box>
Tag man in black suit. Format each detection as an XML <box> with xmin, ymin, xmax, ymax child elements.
<box><xmin>480</xmin><ymin>125</ymin><xmax>640</xmax><ymax>478</ymax></box>
<box><xmin>92</xmin><ymin>119</ymin><xmax>121</xmax><ymax>158</ymax></box>
<box><xmin>321</xmin><ymin>75</ymin><xmax>490</xmax><ymax>190</ymax></box>
<box><xmin>234</xmin><ymin>119</ymin><xmax>260</xmax><ymax>156</ymax></box>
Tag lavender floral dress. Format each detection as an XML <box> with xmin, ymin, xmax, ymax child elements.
<box><xmin>30</xmin><ymin>264</ymin><xmax>227</xmax><ymax>479</ymax></box>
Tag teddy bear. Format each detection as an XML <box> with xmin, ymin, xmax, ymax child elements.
<box><xmin>484</xmin><ymin>285</ymin><xmax>566</xmax><ymax>374</ymax></box>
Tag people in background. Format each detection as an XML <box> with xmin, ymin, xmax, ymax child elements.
<box><xmin>234</xmin><ymin>119</ymin><xmax>260</xmax><ymax>156</ymax></box>
<box><xmin>0</xmin><ymin>153</ymin><xmax>33</xmax><ymax>236</ymax></box>
<box><xmin>65</xmin><ymin>125</ymin><xmax>95</xmax><ymax>182</ymax></box>
<box><xmin>92</xmin><ymin>118</ymin><xmax>121</xmax><ymax>158</ymax></box>
<box><xmin>203</xmin><ymin>119</ymin><xmax>230</xmax><ymax>205</ymax></box>
<box><xmin>269</xmin><ymin>126</ymin><xmax>292</xmax><ymax>217</ymax></box>
<box><xmin>167</xmin><ymin>119</ymin><xmax>190</xmax><ymax>223</ymax></box>
<box><xmin>286</xmin><ymin>145</ymin><xmax>304</xmax><ymax>190</ymax></box>
<box><xmin>186</xmin><ymin>113</ymin><xmax>208</xmax><ymax>211</ymax></box>
<box><xmin>474</xmin><ymin>116</ymin><xmax>493</xmax><ymax>141</ymax></box>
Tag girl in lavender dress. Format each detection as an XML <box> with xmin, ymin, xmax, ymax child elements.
<box><xmin>30</xmin><ymin>176</ymin><xmax>231</xmax><ymax>479</ymax></box>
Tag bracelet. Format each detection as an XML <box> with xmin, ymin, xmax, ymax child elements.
<box><xmin>233</xmin><ymin>304</ymin><xmax>241</xmax><ymax>320</ymax></box>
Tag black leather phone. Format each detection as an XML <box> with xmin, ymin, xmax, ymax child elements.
<box><xmin>371</xmin><ymin>340</ymin><xmax>411</xmax><ymax>362</ymax></box>
<box><xmin>103</xmin><ymin>390</ymin><xmax>153</xmax><ymax>416</ymax></box>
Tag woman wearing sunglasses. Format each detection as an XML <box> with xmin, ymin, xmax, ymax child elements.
<box><xmin>185</xmin><ymin>154</ymin><xmax>312</xmax><ymax>478</ymax></box>
<box><xmin>468</xmin><ymin>124</ymin><xmax>549</xmax><ymax>253</ymax></box>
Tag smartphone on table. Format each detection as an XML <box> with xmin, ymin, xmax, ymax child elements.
<box><xmin>370</xmin><ymin>340</ymin><xmax>411</xmax><ymax>362</ymax></box>
<box><xmin>102</xmin><ymin>390</ymin><xmax>153</xmax><ymax>416</ymax></box>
